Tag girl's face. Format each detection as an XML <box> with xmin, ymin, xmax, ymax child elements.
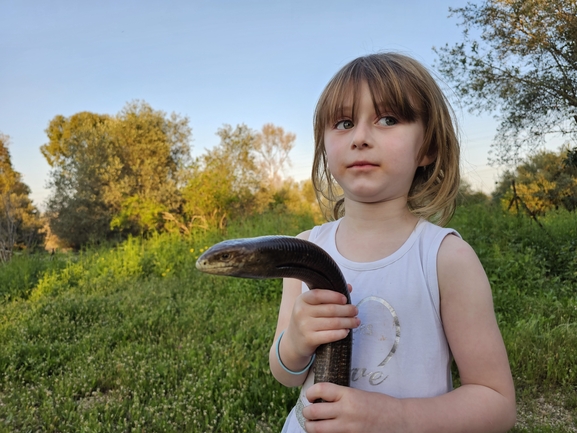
<box><xmin>324</xmin><ymin>81</ymin><xmax>433</xmax><ymax>205</ymax></box>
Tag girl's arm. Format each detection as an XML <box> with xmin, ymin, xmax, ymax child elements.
<box><xmin>303</xmin><ymin>234</ymin><xmax>516</xmax><ymax>433</ymax></box>
<box><xmin>268</xmin><ymin>230</ymin><xmax>359</xmax><ymax>388</ymax></box>
<box><xmin>399</xmin><ymin>234</ymin><xmax>516</xmax><ymax>432</ymax></box>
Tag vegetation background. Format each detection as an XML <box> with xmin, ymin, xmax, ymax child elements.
<box><xmin>1</xmin><ymin>0</ymin><xmax>577</xmax><ymax>431</ymax></box>
<box><xmin>1</xmin><ymin>204</ymin><xmax>576</xmax><ymax>432</ymax></box>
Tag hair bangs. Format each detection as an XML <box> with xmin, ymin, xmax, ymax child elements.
<box><xmin>316</xmin><ymin>57</ymin><xmax>423</xmax><ymax>132</ymax></box>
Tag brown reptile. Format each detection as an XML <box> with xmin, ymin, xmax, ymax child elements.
<box><xmin>195</xmin><ymin>235</ymin><xmax>352</xmax><ymax>388</ymax></box>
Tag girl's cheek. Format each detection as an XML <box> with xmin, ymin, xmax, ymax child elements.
<box><xmin>326</xmin><ymin>156</ymin><xmax>339</xmax><ymax>176</ymax></box>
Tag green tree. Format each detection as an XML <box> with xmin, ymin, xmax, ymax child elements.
<box><xmin>0</xmin><ymin>133</ymin><xmax>43</xmax><ymax>260</ymax></box>
<box><xmin>458</xmin><ymin>179</ymin><xmax>490</xmax><ymax>206</ymax></box>
<box><xmin>267</xmin><ymin>179</ymin><xmax>323</xmax><ymax>223</ymax></box>
<box><xmin>165</xmin><ymin>122</ymin><xmax>300</xmax><ymax>233</ymax></box>
<box><xmin>434</xmin><ymin>0</ymin><xmax>577</xmax><ymax>165</ymax></box>
<box><xmin>181</xmin><ymin>124</ymin><xmax>263</xmax><ymax>229</ymax></box>
<box><xmin>41</xmin><ymin>101</ymin><xmax>192</xmax><ymax>247</ymax></box>
<box><xmin>493</xmin><ymin>146</ymin><xmax>577</xmax><ymax>214</ymax></box>
<box><xmin>108</xmin><ymin>102</ymin><xmax>192</xmax><ymax>235</ymax></box>
<box><xmin>42</xmin><ymin>112</ymin><xmax>116</xmax><ymax>248</ymax></box>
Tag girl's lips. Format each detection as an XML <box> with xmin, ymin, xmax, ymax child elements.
<box><xmin>348</xmin><ymin>161</ymin><xmax>379</xmax><ymax>168</ymax></box>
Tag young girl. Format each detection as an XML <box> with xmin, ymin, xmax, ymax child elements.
<box><xmin>268</xmin><ymin>53</ymin><xmax>516</xmax><ymax>433</ymax></box>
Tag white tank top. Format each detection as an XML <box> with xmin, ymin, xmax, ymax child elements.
<box><xmin>281</xmin><ymin>218</ymin><xmax>459</xmax><ymax>433</ymax></box>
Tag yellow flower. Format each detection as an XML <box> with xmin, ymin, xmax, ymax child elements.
<box><xmin>190</xmin><ymin>248</ymin><xmax>195</xmax><ymax>253</ymax></box>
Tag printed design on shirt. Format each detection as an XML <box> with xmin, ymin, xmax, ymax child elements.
<box><xmin>351</xmin><ymin>295</ymin><xmax>401</xmax><ymax>387</ymax></box>
<box><xmin>295</xmin><ymin>397</ymin><xmax>307</xmax><ymax>430</ymax></box>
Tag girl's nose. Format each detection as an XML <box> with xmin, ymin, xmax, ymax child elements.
<box><xmin>350</xmin><ymin>122</ymin><xmax>372</xmax><ymax>149</ymax></box>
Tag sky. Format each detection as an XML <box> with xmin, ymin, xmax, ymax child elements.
<box><xmin>2</xmin><ymin>0</ymin><xmax>508</xmax><ymax>208</ymax></box>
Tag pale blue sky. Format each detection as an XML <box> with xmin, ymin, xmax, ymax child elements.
<box><xmin>1</xmin><ymin>0</ymin><xmax>504</xmax><ymax>207</ymax></box>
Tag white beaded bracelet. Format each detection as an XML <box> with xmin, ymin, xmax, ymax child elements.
<box><xmin>275</xmin><ymin>330</ymin><xmax>316</xmax><ymax>375</ymax></box>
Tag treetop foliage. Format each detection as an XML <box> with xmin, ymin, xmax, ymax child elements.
<box><xmin>0</xmin><ymin>133</ymin><xmax>43</xmax><ymax>260</ymax></box>
<box><xmin>1</xmin><ymin>133</ymin><xmax>29</xmax><ymax>201</ymax></box>
<box><xmin>254</xmin><ymin>123</ymin><xmax>295</xmax><ymax>189</ymax></box>
<box><xmin>435</xmin><ymin>0</ymin><xmax>577</xmax><ymax>165</ymax></box>
<box><xmin>493</xmin><ymin>145</ymin><xmax>577</xmax><ymax>215</ymax></box>
<box><xmin>180</xmin><ymin>123</ymin><xmax>302</xmax><ymax>231</ymax></box>
<box><xmin>40</xmin><ymin>101</ymin><xmax>307</xmax><ymax>249</ymax></box>
<box><xmin>41</xmin><ymin>101</ymin><xmax>192</xmax><ymax>248</ymax></box>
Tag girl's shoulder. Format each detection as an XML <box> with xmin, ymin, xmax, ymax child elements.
<box><xmin>303</xmin><ymin>219</ymin><xmax>340</xmax><ymax>245</ymax></box>
<box><xmin>437</xmin><ymin>232</ymin><xmax>478</xmax><ymax>268</ymax></box>
<box><xmin>436</xmin><ymin>232</ymin><xmax>488</xmax><ymax>299</ymax></box>
<box><xmin>418</xmin><ymin>219</ymin><xmax>460</xmax><ymax>238</ymax></box>
<box><xmin>295</xmin><ymin>230</ymin><xmax>312</xmax><ymax>241</ymax></box>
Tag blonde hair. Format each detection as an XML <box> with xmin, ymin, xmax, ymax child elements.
<box><xmin>312</xmin><ymin>52</ymin><xmax>460</xmax><ymax>226</ymax></box>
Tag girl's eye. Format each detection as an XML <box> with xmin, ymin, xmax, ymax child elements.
<box><xmin>335</xmin><ymin>120</ymin><xmax>354</xmax><ymax>130</ymax></box>
<box><xmin>378</xmin><ymin>116</ymin><xmax>398</xmax><ymax>126</ymax></box>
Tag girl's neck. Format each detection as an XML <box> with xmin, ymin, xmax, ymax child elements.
<box><xmin>334</xmin><ymin>197</ymin><xmax>420</xmax><ymax>262</ymax></box>
<box><xmin>341</xmin><ymin>196</ymin><xmax>418</xmax><ymax>229</ymax></box>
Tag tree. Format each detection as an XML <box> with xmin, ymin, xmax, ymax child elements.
<box><xmin>181</xmin><ymin>124</ymin><xmax>264</xmax><ymax>229</ymax></box>
<box><xmin>458</xmin><ymin>179</ymin><xmax>490</xmax><ymax>206</ymax></box>
<box><xmin>493</xmin><ymin>146</ymin><xmax>577</xmax><ymax>214</ymax></box>
<box><xmin>41</xmin><ymin>101</ymin><xmax>192</xmax><ymax>247</ymax></box>
<box><xmin>254</xmin><ymin>123</ymin><xmax>295</xmax><ymax>189</ymax></box>
<box><xmin>0</xmin><ymin>133</ymin><xmax>43</xmax><ymax>260</ymax></box>
<box><xmin>110</xmin><ymin>101</ymin><xmax>191</xmax><ymax>209</ymax></box>
<box><xmin>42</xmin><ymin>112</ymin><xmax>116</xmax><ymax>247</ymax></box>
<box><xmin>108</xmin><ymin>102</ymin><xmax>192</xmax><ymax>235</ymax></box>
<box><xmin>434</xmin><ymin>0</ymin><xmax>577</xmax><ymax>165</ymax></box>
<box><xmin>267</xmin><ymin>179</ymin><xmax>324</xmax><ymax>223</ymax></box>
<box><xmin>179</xmin><ymin>122</ymin><xmax>297</xmax><ymax>231</ymax></box>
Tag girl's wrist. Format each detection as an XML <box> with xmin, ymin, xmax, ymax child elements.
<box><xmin>276</xmin><ymin>330</ymin><xmax>315</xmax><ymax>375</ymax></box>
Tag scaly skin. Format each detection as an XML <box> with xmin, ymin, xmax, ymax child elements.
<box><xmin>196</xmin><ymin>235</ymin><xmax>352</xmax><ymax>388</ymax></box>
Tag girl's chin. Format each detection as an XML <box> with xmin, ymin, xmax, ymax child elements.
<box><xmin>344</xmin><ymin>192</ymin><xmax>407</xmax><ymax>205</ymax></box>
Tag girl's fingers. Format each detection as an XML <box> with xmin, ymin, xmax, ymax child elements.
<box><xmin>303</xmin><ymin>383</ymin><xmax>345</xmax><ymax>421</ymax></box>
<box><xmin>301</xmin><ymin>288</ymin><xmax>349</xmax><ymax>305</ymax></box>
<box><xmin>299</xmin><ymin>292</ymin><xmax>358</xmax><ymax>318</ymax></box>
<box><xmin>309</xmin><ymin>304</ymin><xmax>358</xmax><ymax>321</ymax></box>
<box><xmin>305</xmin><ymin>382</ymin><xmax>343</xmax><ymax>405</ymax></box>
<box><xmin>304</xmin><ymin>419</ymin><xmax>344</xmax><ymax>433</ymax></box>
<box><xmin>311</xmin><ymin>328</ymin><xmax>352</xmax><ymax>344</ymax></box>
<box><xmin>288</xmin><ymin>286</ymin><xmax>359</xmax><ymax>354</ymax></box>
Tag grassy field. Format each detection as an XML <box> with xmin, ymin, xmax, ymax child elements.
<box><xmin>1</xmin><ymin>206</ymin><xmax>576</xmax><ymax>432</ymax></box>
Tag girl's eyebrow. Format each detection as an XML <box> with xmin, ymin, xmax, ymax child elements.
<box><xmin>338</xmin><ymin>105</ymin><xmax>353</xmax><ymax>113</ymax></box>
<box><xmin>374</xmin><ymin>100</ymin><xmax>394</xmax><ymax>112</ymax></box>
<box><xmin>343</xmin><ymin>102</ymin><xmax>393</xmax><ymax>114</ymax></box>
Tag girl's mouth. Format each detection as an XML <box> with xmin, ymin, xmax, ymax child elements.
<box><xmin>348</xmin><ymin>161</ymin><xmax>379</xmax><ymax>168</ymax></box>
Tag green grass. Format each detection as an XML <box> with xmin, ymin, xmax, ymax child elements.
<box><xmin>0</xmin><ymin>211</ymin><xmax>310</xmax><ymax>432</ymax></box>
<box><xmin>451</xmin><ymin>204</ymin><xmax>577</xmax><ymax>432</ymax></box>
<box><xmin>0</xmin><ymin>207</ymin><xmax>576</xmax><ymax>432</ymax></box>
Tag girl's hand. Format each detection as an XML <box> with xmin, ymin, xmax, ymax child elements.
<box><xmin>303</xmin><ymin>383</ymin><xmax>404</xmax><ymax>433</ymax></box>
<box><xmin>283</xmin><ymin>285</ymin><xmax>359</xmax><ymax>360</ymax></box>
<box><xmin>269</xmin><ymin>274</ymin><xmax>358</xmax><ymax>386</ymax></box>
